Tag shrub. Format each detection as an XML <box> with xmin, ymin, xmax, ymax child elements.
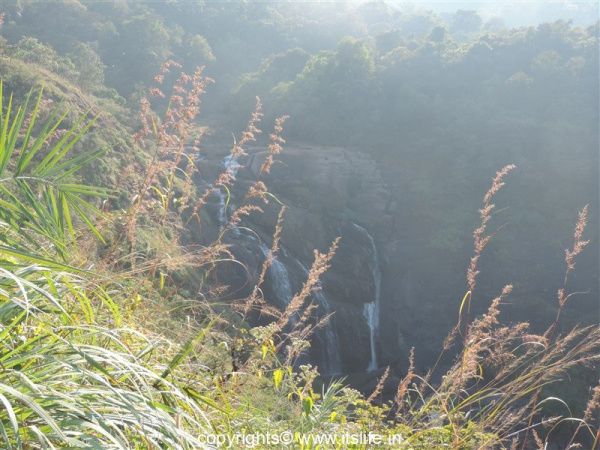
<box><xmin>0</xmin><ymin>73</ymin><xmax>597</xmax><ymax>449</ymax></box>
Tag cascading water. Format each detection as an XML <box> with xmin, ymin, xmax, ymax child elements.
<box><xmin>215</xmin><ymin>152</ymin><xmax>341</xmax><ymax>373</ymax></box>
<box><xmin>258</xmin><ymin>242</ymin><xmax>294</xmax><ymax>309</ymax></box>
<box><xmin>363</xmin><ymin>301</ymin><xmax>379</xmax><ymax>371</ymax></box>
<box><xmin>353</xmin><ymin>223</ymin><xmax>381</xmax><ymax>371</ymax></box>
<box><xmin>222</xmin><ymin>153</ymin><xmax>240</xmax><ymax>177</ymax></box>
<box><xmin>218</xmin><ymin>153</ymin><xmax>294</xmax><ymax>307</ymax></box>
<box><xmin>231</xmin><ymin>230</ymin><xmax>341</xmax><ymax>373</ymax></box>
<box><xmin>312</xmin><ymin>289</ymin><xmax>342</xmax><ymax>374</ymax></box>
<box><xmin>284</xmin><ymin>249</ymin><xmax>342</xmax><ymax>375</ymax></box>
<box><xmin>217</xmin><ymin>154</ymin><xmax>241</xmax><ymax>231</ymax></box>
<box><xmin>217</xmin><ymin>189</ymin><xmax>227</xmax><ymax>229</ymax></box>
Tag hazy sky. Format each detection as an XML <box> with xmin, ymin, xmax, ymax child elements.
<box><xmin>384</xmin><ymin>0</ymin><xmax>598</xmax><ymax>26</ymax></box>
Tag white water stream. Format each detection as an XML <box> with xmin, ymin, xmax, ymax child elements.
<box><xmin>353</xmin><ymin>224</ymin><xmax>381</xmax><ymax>371</ymax></box>
<box><xmin>216</xmin><ymin>154</ymin><xmax>240</xmax><ymax>230</ymax></box>
<box><xmin>285</xmin><ymin>249</ymin><xmax>342</xmax><ymax>374</ymax></box>
<box><xmin>216</xmin><ymin>154</ymin><xmax>342</xmax><ymax>373</ymax></box>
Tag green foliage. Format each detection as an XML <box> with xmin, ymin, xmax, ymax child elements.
<box><xmin>240</xmin><ymin>20</ymin><xmax>598</xmax><ymax>329</ymax></box>
<box><xmin>105</xmin><ymin>12</ymin><xmax>172</xmax><ymax>95</ymax></box>
<box><xmin>185</xmin><ymin>34</ymin><xmax>215</xmax><ymax>66</ymax></box>
<box><xmin>0</xmin><ymin>84</ymin><xmax>595</xmax><ymax>449</ymax></box>
<box><xmin>0</xmin><ymin>88</ymin><xmax>212</xmax><ymax>448</ymax></box>
<box><xmin>13</xmin><ymin>37</ymin><xmax>77</xmax><ymax>80</ymax></box>
<box><xmin>0</xmin><ymin>85</ymin><xmax>110</xmax><ymax>263</ymax></box>
<box><xmin>67</xmin><ymin>43</ymin><xmax>106</xmax><ymax>91</ymax></box>
<box><xmin>451</xmin><ymin>10</ymin><xmax>483</xmax><ymax>36</ymax></box>
<box><xmin>0</xmin><ymin>4</ymin><xmax>597</xmax><ymax>448</ymax></box>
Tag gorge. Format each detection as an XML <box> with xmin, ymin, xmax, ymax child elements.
<box><xmin>0</xmin><ymin>1</ymin><xmax>597</xmax><ymax>446</ymax></box>
<box><xmin>193</xmin><ymin>137</ymin><xmax>598</xmax><ymax>384</ymax></box>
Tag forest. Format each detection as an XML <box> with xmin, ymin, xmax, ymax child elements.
<box><xmin>0</xmin><ymin>0</ymin><xmax>598</xmax><ymax>448</ymax></box>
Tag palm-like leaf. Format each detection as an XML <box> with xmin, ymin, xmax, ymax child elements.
<box><xmin>0</xmin><ymin>269</ymin><xmax>212</xmax><ymax>449</ymax></box>
<box><xmin>0</xmin><ymin>82</ymin><xmax>112</xmax><ymax>265</ymax></box>
<box><xmin>0</xmin><ymin>86</ymin><xmax>217</xmax><ymax>447</ymax></box>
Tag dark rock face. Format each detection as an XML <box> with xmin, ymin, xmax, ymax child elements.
<box><xmin>245</xmin><ymin>145</ymin><xmax>396</xmax><ymax>373</ymax></box>
<box><xmin>193</xmin><ymin>144</ymin><xmax>404</xmax><ymax>374</ymax></box>
<box><xmin>191</xmin><ymin>139</ymin><xmax>599</xmax><ymax>403</ymax></box>
<box><xmin>191</xmin><ymin>143</ymin><xmax>459</xmax><ymax>377</ymax></box>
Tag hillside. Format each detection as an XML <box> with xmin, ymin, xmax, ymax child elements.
<box><xmin>0</xmin><ymin>2</ymin><xmax>598</xmax><ymax>448</ymax></box>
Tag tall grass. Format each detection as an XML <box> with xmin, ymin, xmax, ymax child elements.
<box><xmin>0</xmin><ymin>84</ymin><xmax>219</xmax><ymax>448</ymax></box>
<box><xmin>0</xmin><ymin>72</ymin><xmax>597</xmax><ymax>449</ymax></box>
<box><xmin>381</xmin><ymin>172</ymin><xmax>599</xmax><ymax>449</ymax></box>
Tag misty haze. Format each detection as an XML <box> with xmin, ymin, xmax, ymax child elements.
<box><xmin>0</xmin><ymin>0</ymin><xmax>597</xmax><ymax>448</ymax></box>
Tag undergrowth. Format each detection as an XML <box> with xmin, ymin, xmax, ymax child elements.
<box><xmin>0</xmin><ymin>65</ymin><xmax>598</xmax><ymax>449</ymax></box>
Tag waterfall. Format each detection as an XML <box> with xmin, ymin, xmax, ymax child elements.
<box><xmin>259</xmin><ymin>244</ymin><xmax>342</xmax><ymax>374</ymax></box>
<box><xmin>247</xmin><ymin>236</ymin><xmax>341</xmax><ymax>373</ymax></box>
<box><xmin>215</xmin><ymin>152</ymin><xmax>341</xmax><ymax>373</ymax></box>
<box><xmin>353</xmin><ymin>223</ymin><xmax>381</xmax><ymax>371</ymax></box>
<box><xmin>217</xmin><ymin>154</ymin><xmax>240</xmax><ymax>231</ymax></box>
<box><xmin>284</xmin><ymin>248</ymin><xmax>342</xmax><ymax>375</ymax></box>
<box><xmin>258</xmin><ymin>242</ymin><xmax>294</xmax><ymax>309</ymax></box>
<box><xmin>363</xmin><ymin>301</ymin><xmax>379</xmax><ymax>371</ymax></box>
<box><xmin>312</xmin><ymin>288</ymin><xmax>342</xmax><ymax>375</ymax></box>
<box><xmin>217</xmin><ymin>189</ymin><xmax>227</xmax><ymax>229</ymax></box>
<box><xmin>217</xmin><ymin>153</ymin><xmax>294</xmax><ymax>308</ymax></box>
<box><xmin>222</xmin><ymin>153</ymin><xmax>240</xmax><ymax>177</ymax></box>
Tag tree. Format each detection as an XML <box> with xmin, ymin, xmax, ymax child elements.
<box><xmin>68</xmin><ymin>42</ymin><xmax>106</xmax><ymax>91</ymax></box>
<box><xmin>13</xmin><ymin>37</ymin><xmax>58</xmax><ymax>68</ymax></box>
<box><xmin>104</xmin><ymin>12</ymin><xmax>172</xmax><ymax>95</ymax></box>
<box><xmin>451</xmin><ymin>10</ymin><xmax>482</xmax><ymax>35</ymax></box>
<box><xmin>185</xmin><ymin>34</ymin><xmax>215</xmax><ymax>67</ymax></box>
<box><xmin>428</xmin><ymin>26</ymin><xmax>447</xmax><ymax>43</ymax></box>
<box><xmin>335</xmin><ymin>37</ymin><xmax>374</xmax><ymax>80</ymax></box>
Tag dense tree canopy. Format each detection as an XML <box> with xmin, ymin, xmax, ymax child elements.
<box><xmin>0</xmin><ymin>1</ymin><xmax>597</xmax><ymax>447</ymax></box>
<box><xmin>0</xmin><ymin>0</ymin><xmax>596</xmax><ymax>330</ymax></box>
